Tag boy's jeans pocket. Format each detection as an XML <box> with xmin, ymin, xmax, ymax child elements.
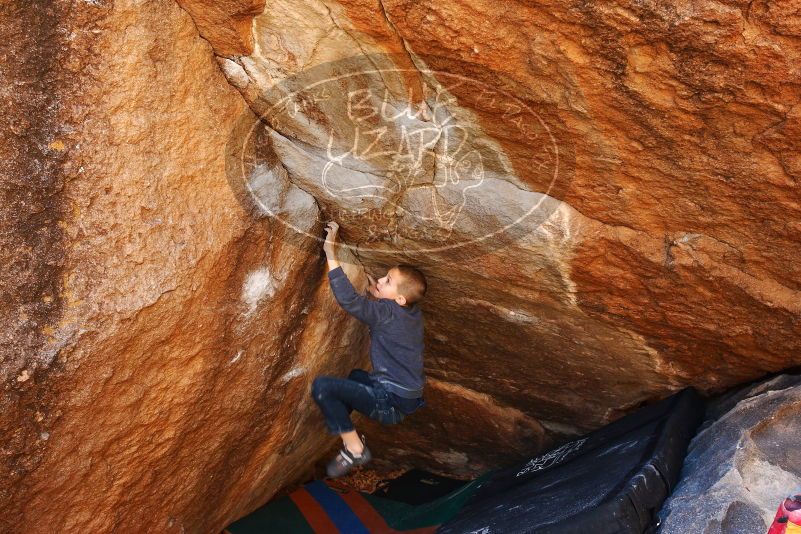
<box><xmin>370</xmin><ymin>403</ymin><xmax>405</xmax><ymax>425</ymax></box>
<box><xmin>369</xmin><ymin>389</ymin><xmax>406</xmax><ymax>425</ymax></box>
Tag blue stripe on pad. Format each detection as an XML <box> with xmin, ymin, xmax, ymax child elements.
<box><xmin>305</xmin><ymin>480</ymin><xmax>369</xmax><ymax>534</ymax></box>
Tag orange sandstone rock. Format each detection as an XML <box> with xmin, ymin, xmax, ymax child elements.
<box><xmin>1</xmin><ymin>1</ymin><xmax>363</xmax><ymax>532</ymax></box>
<box><xmin>3</xmin><ymin>0</ymin><xmax>801</xmax><ymax>532</ymax></box>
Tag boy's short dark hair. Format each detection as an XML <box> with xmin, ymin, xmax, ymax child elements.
<box><xmin>394</xmin><ymin>264</ymin><xmax>427</xmax><ymax>305</ymax></box>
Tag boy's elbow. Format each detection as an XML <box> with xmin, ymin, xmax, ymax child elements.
<box><xmin>337</xmin><ymin>299</ymin><xmax>361</xmax><ymax>316</ymax></box>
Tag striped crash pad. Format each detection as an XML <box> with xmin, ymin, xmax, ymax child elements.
<box><xmin>222</xmin><ymin>475</ymin><xmax>489</xmax><ymax>534</ymax></box>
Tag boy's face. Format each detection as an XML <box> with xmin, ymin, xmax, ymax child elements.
<box><xmin>370</xmin><ymin>267</ymin><xmax>407</xmax><ymax>306</ymax></box>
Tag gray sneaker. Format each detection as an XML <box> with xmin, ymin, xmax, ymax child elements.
<box><xmin>326</xmin><ymin>435</ymin><xmax>372</xmax><ymax>478</ymax></box>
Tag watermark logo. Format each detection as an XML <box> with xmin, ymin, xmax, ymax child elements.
<box><xmin>226</xmin><ymin>53</ymin><xmax>573</xmax><ymax>258</ymax></box>
<box><xmin>515</xmin><ymin>437</ymin><xmax>587</xmax><ymax>477</ymax></box>
<box><xmin>324</xmin><ymin>86</ymin><xmax>482</xmax><ymax>237</ymax></box>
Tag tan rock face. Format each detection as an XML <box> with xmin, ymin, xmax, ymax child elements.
<box><xmin>213</xmin><ymin>0</ymin><xmax>800</xmax><ymax>475</ymax></box>
<box><xmin>3</xmin><ymin>0</ymin><xmax>800</xmax><ymax>532</ymax></box>
<box><xmin>333</xmin><ymin>0</ymin><xmax>801</xmax><ymax>383</ymax></box>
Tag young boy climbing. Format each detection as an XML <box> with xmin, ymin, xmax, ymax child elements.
<box><xmin>312</xmin><ymin>221</ymin><xmax>428</xmax><ymax>478</ymax></box>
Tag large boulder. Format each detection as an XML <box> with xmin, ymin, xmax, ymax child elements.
<box><xmin>658</xmin><ymin>375</ymin><xmax>801</xmax><ymax>533</ymax></box>
<box><xmin>3</xmin><ymin>0</ymin><xmax>801</xmax><ymax>531</ymax></box>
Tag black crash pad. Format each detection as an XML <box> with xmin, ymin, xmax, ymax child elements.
<box><xmin>372</xmin><ymin>468</ymin><xmax>470</xmax><ymax>506</ymax></box>
<box><xmin>437</xmin><ymin>387</ymin><xmax>704</xmax><ymax>534</ymax></box>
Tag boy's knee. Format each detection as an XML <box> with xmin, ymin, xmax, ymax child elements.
<box><xmin>311</xmin><ymin>376</ymin><xmax>327</xmax><ymax>401</ymax></box>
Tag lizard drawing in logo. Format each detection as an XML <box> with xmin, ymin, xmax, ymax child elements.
<box><xmin>320</xmin><ymin>87</ymin><xmax>486</xmax><ymax>239</ymax></box>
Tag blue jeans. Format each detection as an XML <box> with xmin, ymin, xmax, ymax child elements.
<box><xmin>311</xmin><ymin>369</ymin><xmax>408</xmax><ymax>435</ymax></box>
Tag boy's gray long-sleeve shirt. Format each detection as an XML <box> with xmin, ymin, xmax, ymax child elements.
<box><xmin>328</xmin><ymin>266</ymin><xmax>425</xmax><ymax>399</ymax></box>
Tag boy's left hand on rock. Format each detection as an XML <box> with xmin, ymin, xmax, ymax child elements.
<box><xmin>323</xmin><ymin>221</ymin><xmax>340</xmax><ymax>256</ymax></box>
<box><xmin>324</xmin><ymin>221</ymin><xmax>339</xmax><ymax>238</ymax></box>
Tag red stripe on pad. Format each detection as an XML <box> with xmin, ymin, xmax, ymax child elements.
<box><xmin>289</xmin><ymin>487</ymin><xmax>341</xmax><ymax>533</ymax></box>
<box><xmin>337</xmin><ymin>488</ymin><xmax>438</xmax><ymax>534</ymax></box>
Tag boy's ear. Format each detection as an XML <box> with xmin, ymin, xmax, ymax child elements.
<box><xmin>395</xmin><ymin>294</ymin><xmax>407</xmax><ymax>306</ymax></box>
